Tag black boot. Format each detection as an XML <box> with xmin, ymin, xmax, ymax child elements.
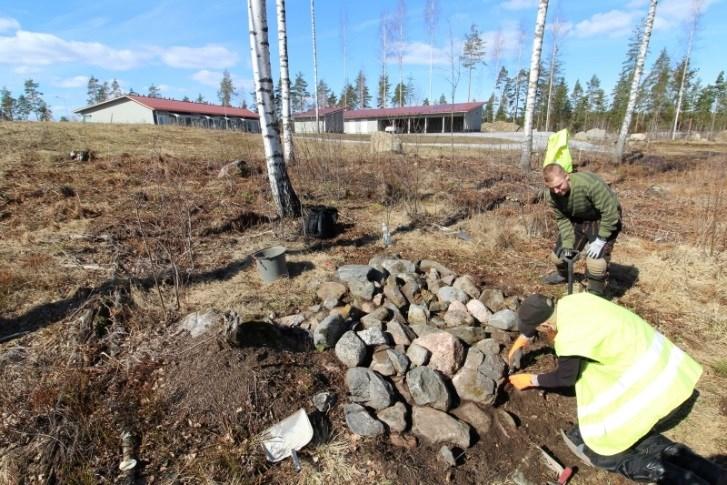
<box><xmin>663</xmin><ymin>444</ymin><xmax>727</xmax><ymax>485</ymax></box>
<box><xmin>587</xmin><ymin>273</ymin><xmax>607</xmax><ymax>297</ymax></box>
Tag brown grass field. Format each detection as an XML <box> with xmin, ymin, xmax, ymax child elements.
<box><xmin>0</xmin><ymin>121</ymin><xmax>726</xmax><ymax>484</ymax></box>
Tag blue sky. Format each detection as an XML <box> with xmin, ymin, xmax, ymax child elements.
<box><xmin>1</xmin><ymin>0</ymin><xmax>726</xmax><ymax>119</ymax></box>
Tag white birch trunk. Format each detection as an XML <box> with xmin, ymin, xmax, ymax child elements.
<box><xmin>544</xmin><ymin>42</ymin><xmax>557</xmax><ymax>132</ymax></box>
<box><xmin>519</xmin><ymin>0</ymin><xmax>549</xmax><ymax>170</ymax></box>
<box><xmin>276</xmin><ymin>0</ymin><xmax>294</xmax><ymax>164</ymax></box>
<box><xmin>615</xmin><ymin>0</ymin><xmax>657</xmax><ymax>162</ymax></box>
<box><xmin>310</xmin><ymin>0</ymin><xmax>320</xmax><ymax>132</ymax></box>
<box><xmin>672</xmin><ymin>1</ymin><xmax>701</xmax><ymax>140</ymax></box>
<box><xmin>248</xmin><ymin>0</ymin><xmax>300</xmax><ymax>217</ymax></box>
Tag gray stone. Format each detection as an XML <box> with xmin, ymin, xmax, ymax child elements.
<box><xmin>439</xmin><ymin>446</ymin><xmax>458</xmax><ymax>467</ymax></box>
<box><xmin>391</xmin><ymin>376</ymin><xmax>415</xmax><ymax>405</ymax></box>
<box><xmin>479</xmin><ymin>353</ymin><xmax>506</xmax><ymax>381</ymax></box>
<box><xmin>394</xmin><ymin>272</ymin><xmax>423</xmax><ymax>286</ymax></box>
<box><xmin>384</xmin><ymin>282</ymin><xmax>408</xmax><ymax>308</ymax></box>
<box><xmin>386</xmin><ymin>320</ymin><xmax>417</xmax><ymax>346</ymax></box>
<box><xmin>409</xmin><ymin>324</ymin><xmax>439</xmax><ymax>338</ymax></box>
<box><xmin>487</xmin><ymin>309</ymin><xmax>520</xmax><ymax>332</ymax></box>
<box><xmin>357</xmin><ymin>327</ymin><xmax>389</xmax><ymax>346</ymax></box>
<box><xmin>450</xmin><ymin>402</ymin><xmax>493</xmax><ymax>436</ymax></box>
<box><xmin>322</xmin><ymin>297</ymin><xmax>340</xmax><ymax>310</ymax></box>
<box><xmin>479</xmin><ymin>288</ymin><xmax>506</xmax><ymax>312</ymax></box>
<box><xmin>411</xmin><ymin>407</ymin><xmax>471</xmax><ymax>448</ymax></box>
<box><xmin>359</xmin><ymin>318</ymin><xmax>383</xmax><ymax>331</ymax></box>
<box><xmin>451</xmin><ymin>367</ymin><xmax>497</xmax><ymax>406</ymax></box>
<box><xmin>367</xmin><ymin>254</ymin><xmax>389</xmax><ymax>273</ymax></box>
<box><xmin>418</xmin><ymin>259</ymin><xmax>455</xmax><ymax>277</ymax></box>
<box><xmin>390</xmin><ymin>433</ymin><xmax>418</xmax><ymax>449</ymax></box>
<box><xmin>373</xmin><ymin>293</ymin><xmax>384</xmax><ymax>306</ymax></box>
<box><xmin>335</xmin><ymin>331</ymin><xmax>368</xmax><ymax>368</ymax></box>
<box><xmin>381</xmin><ymin>258</ymin><xmax>416</xmax><ymax>275</ymax></box>
<box><xmin>406</xmin><ymin>343</ymin><xmax>430</xmax><ymax>367</ymax></box>
<box><xmin>474</xmin><ymin>338</ymin><xmax>501</xmax><ymax>356</ymax></box>
<box><xmin>345</xmin><ymin>367</ymin><xmax>395</xmax><ymax>410</ymax></box>
<box><xmin>386</xmin><ymin>349</ymin><xmax>410</xmax><ymax>375</ymax></box>
<box><xmin>400</xmin><ymin>280</ymin><xmax>421</xmax><ymax>304</ymax></box>
<box><xmin>453</xmin><ymin>275</ymin><xmax>480</xmax><ymax>299</ymax></box>
<box><xmin>444</xmin><ymin>301</ymin><xmax>474</xmax><ymax>327</ymax></box>
<box><xmin>466</xmin><ymin>299</ymin><xmax>491</xmax><ymax>325</ymax></box>
<box><xmin>463</xmin><ymin>348</ymin><xmax>485</xmax><ymax>369</ymax></box>
<box><xmin>428</xmin><ymin>301</ymin><xmax>448</xmax><ymax>313</ymax></box>
<box><xmin>371</xmin><ymin>131</ymin><xmax>403</xmax><ymax>153</ymax></box>
<box><xmin>370</xmin><ymin>349</ymin><xmax>396</xmax><ymax>376</ymax></box>
<box><xmin>361</xmin><ymin>306</ymin><xmax>390</xmax><ymax>327</ymax></box>
<box><xmin>407</xmin><ymin>304</ymin><xmax>430</xmax><ymax>325</ymax></box>
<box><xmin>504</xmin><ymin>295</ymin><xmax>521</xmax><ymax>311</ymax></box>
<box><xmin>495</xmin><ymin>409</ymin><xmax>518</xmax><ymax>438</ymax></box>
<box><xmin>344</xmin><ymin>403</ymin><xmax>385</xmax><ymax>437</ymax></box>
<box><xmin>179</xmin><ymin>310</ymin><xmax>223</xmax><ymax>337</ymax></box>
<box><xmin>276</xmin><ymin>313</ymin><xmax>306</xmax><ymax>327</ymax></box>
<box><xmin>312</xmin><ymin>391</ymin><xmax>337</xmax><ymax>413</ymax></box>
<box><xmin>426</xmin><ymin>273</ymin><xmax>441</xmax><ymax>294</ymax></box>
<box><xmin>359</xmin><ymin>301</ymin><xmax>377</xmax><ymax>314</ymax></box>
<box><xmin>317</xmin><ymin>281</ymin><xmax>347</xmax><ymax>302</ymax></box>
<box><xmin>377</xmin><ymin>401</ymin><xmax>408</xmax><ymax>433</ymax></box>
<box><xmin>348</xmin><ymin>279</ymin><xmax>375</xmax><ymax>301</ymax></box>
<box><xmin>384</xmin><ymin>303</ymin><xmax>408</xmax><ymax>325</ymax></box>
<box><xmin>412</xmin><ymin>332</ymin><xmax>466</xmax><ymax>376</ymax></box>
<box><xmin>443</xmin><ymin>326</ymin><xmax>487</xmax><ymax>346</ymax></box>
<box><xmin>336</xmin><ymin>264</ymin><xmax>376</xmax><ymax>284</ymax></box>
<box><xmin>406</xmin><ymin>366</ymin><xmax>452</xmax><ymax>411</ymax></box>
<box><xmin>313</xmin><ymin>314</ymin><xmax>349</xmax><ymax>350</ymax></box>
<box><xmin>437</xmin><ymin>286</ymin><xmax>468</xmax><ymax>304</ymax></box>
<box><xmin>441</xmin><ymin>274</ymin><xmax>456</xmax><ymax>286</ymax></box>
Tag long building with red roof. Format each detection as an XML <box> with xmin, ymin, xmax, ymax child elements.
<box><xmin>342</xmin><ymin>101</ymin><xmax>485</xmax><ymax>134</ymax></box>
<box><xmin>74</xmin><ymin>95</ymin><xmax>260</xmax><ymax>132</ymax></box>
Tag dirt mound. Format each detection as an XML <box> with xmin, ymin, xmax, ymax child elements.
<box><xmin>481</xmin><ymin>121</ymin><xmax>520</xmax><ymax>133</ymax></box>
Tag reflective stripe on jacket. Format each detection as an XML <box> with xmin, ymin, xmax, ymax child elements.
<box><xmin>554</xmin><ymin>293</ymin><xmax>702</xmax><ymax>456</ymax></box>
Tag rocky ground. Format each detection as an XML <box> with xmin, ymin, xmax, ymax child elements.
<box><xmin>1</xmin><ymin>123</ymin><xmax>726</xmax><ymax>484</ymax></box>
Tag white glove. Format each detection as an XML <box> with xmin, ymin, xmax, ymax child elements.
<box><xmin>586</xmin><ymin>238</ymin><xmax>606</xmax><ymax>259</ymax></box>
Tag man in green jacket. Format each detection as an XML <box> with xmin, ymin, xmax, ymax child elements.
<box><xmin>542</xmin><ymin>163</ymin><xmax>622</xmax><ymax>296</ymax></box>
<box><xmin>506</xmin><ymin>293</ymin><xmax>725</xmax><ymax>484</ymax></box>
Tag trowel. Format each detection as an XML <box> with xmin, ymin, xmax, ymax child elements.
<box><xmin>261</xmin><ymin>408</ymin><xmax>314</xmax><ymax>472</ymax></box>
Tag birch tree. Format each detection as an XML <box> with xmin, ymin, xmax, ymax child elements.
<box><xmin>544</xmin><ymin>19</ymin><xmax>562</xmax><ymax>132</ymax></box>
<box><xmin>275</xmin><ymin>0</ymin><xmax>295</xmax><ymax>164</ymax></box>
<box><xmin>615</xmin><ymin>0</ymin><xmax>657</xmax><ymax>162</ymax></box>
<box><xmin>310</xmin><ymin>0</ymin><xmax>320</xmax><ymax>132</ymax></box>
<box><xmin>672</xmin><ymin>0</ymin><xmax>704</xmax><ymax>140</ymax></box>
<box><xmin>424</xmin><ymin>0</ymin><xmax>439</xmax><ymax>104</ymax></box>
<box><xmin>519</xmin><ymin>0</ymin><xmax>549</xmax><ymax>170</ymax></box>
<box><xmin>248</xmin><ymin>0</ymin><xmax>301</xmax><ymax>217</ymax></box>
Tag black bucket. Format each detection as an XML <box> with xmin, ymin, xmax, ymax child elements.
<box><xmin>304</xmin><ymin>206</ymin><xmax>338</xmax><ymax>239</ymax></box>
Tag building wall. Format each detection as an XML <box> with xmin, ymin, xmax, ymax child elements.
<box><xmin>343</xmin><ymin>119</ymin><xmax>377</xmax><ymax>134</ymax></box>
<box><xmin>464</xmin><ymin>108</ymin><xmax>483</xmax><ymax>132</ymax></box>
<box><xmin>294</xmin><ymin>112</ymin><xmax>344</xmax><ymax>134</ymax></box>
<box><xmin>80</xmin><ymin>99</ymin><xmax>154</xmax><ymax>124</ymax></box>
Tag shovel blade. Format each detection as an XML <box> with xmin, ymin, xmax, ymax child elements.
<box><xmin>261</xmin><ymin>409</ymin><xmax>314</xmax><ymax>463</ymax></box>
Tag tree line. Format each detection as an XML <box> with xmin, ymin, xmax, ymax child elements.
<box><xmin>0</xmin><ymin>80</ymin><xmax>52</xmax><ymax>121</ymax></box>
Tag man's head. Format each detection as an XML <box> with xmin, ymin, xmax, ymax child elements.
<box><xmin>518</xmin><ymin>294</ymin><xmax>556</xmax><ymax>337</ymax></box>
<box><xmin>544</xmin><ymin>163</ymin><xmax>570</xmax><ymax>196</ymax></box>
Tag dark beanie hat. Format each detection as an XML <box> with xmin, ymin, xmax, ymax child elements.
<box><xmin>518</xmin><ymin>294</ymin><xmax>555</xmax><ymax>337</ymax></box>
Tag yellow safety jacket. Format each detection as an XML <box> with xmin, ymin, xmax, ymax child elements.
<box><xmin>543</xmin><ymin>128</ymin><xmax>573</xmax><ymax>173</ymax></box>
<box><xmin>554</xmin><ymin>293</ymin><xmax>702</xmax><ymax>456</ymax></box>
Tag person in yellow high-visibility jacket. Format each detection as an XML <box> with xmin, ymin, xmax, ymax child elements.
<box><xmin>506</xmin><ymin>293</ymin><xmax>725</xmax><ymax>484</ymax></box>
<box><xmin>543</xmin><ymin>128</ymin><xmax>573</xmax><ymax>174</ymax></box>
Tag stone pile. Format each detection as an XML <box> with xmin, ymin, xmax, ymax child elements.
<box><xmin>291</xmin><ymin>255</ymin><xmax>523</xmax><ymax>450</ymax></box>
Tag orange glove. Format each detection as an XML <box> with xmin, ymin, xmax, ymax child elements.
<box><xmin>507</xmin><ymin>335</ymin><xmax>532</xmax><ymax>366</ymax></box>
<box><xmin>509</xmin><ymin>373</ymin><xmax>537</xmax><ymax>390</ymax></box>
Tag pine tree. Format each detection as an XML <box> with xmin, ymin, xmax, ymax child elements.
<box><xmin>182</xmin><ymin>96</ymin><xmax>191</xmax><ymax>102</ymax></box>
<box><xmin>642</xmin><ymin>48</ymin><xmax>673</xmax><ymax>132</ymax></box>
<box><xmin>551</xmin><ymin>78</ymin><xmax>571</xmax><ymax>130</ymax></box>
<box><xmin>438</xmin><ymin>94</ymin><xmax>447</xmax><ymax>104</ymax></box>
<box><xmin>355</xmin><ymin>70</ymin><xmax>371</xmax><ymax>108</ymax></box>
<box><xmin>196</xmin><ymin>93</ymin><xmax>205</xmax><ymax>103</ymax></box>
<box><xmin>1</xmin><ymin>87</ymin><xmax>15</xmax><ymax>120</ymax></box>
<box><xmin>218</xmin><ymin>69</ymin><xmax>237</xmax><ymax>106</ymax></box>
<box><xmin>147</xmin><ymin>84</ymin><xmax>161</xmax><ymax>98</ymax></box>
<box><xmin>406</xmin><ymin>76</ymin><xmax>416</xmax><ymax>105</ymax></box>
<box><xmin>110</xmin><ymin>79</ymin><xmax>123</xmax><ymax>98</ymax></box>
<box><xmin>460</xmin><ymin>24</ymin><xmax>486</xmax><ymax>102</ymax></box>
<box><xmin>377</xmin><ymin>73</ymin><xmax>391</xmax><ymax>108</ymax></box>
<box><xmin>423</xmin><ymin>98</ymin><xmax>430</xmax><ymax>106</ymax></box>
<box><xmin>610</xmin><ymin>23</ymin><xmax>644</xmax><ymax>129</ymax></box>
<box><xmin>586</xmin><ymin>75</ymin><xmax>606</xmax><ymax>129</ymax></box>
<box><xmin>291</xmin><ymin>72</ymin><xmax>310</xmax><ymax>112</ymax></box>
<box><xmin>327</xmin><ymin>91</ymin><xmax>337</xmax><ymax>107</ymax></box>
<box><xmin>570</xmin><ymin>80</ymin><xmax>588</xmax><ymax>132</ymax></box>
<box><xmin>391</xmin><ymin>82</ymin><xmax>409</xmax><ymax>106</ymax></box>
<box><xmin>339</xmin><ymin>83</ymin><xmax>357</xmax><ymax>109</ymax></box>
<box><xmin>316</xmin><ymin>80</ymin><xmax>332</xmax><ymax>108</ymax></box>
<box><xmin>483</xmin><ymin>93</ymin><xmax>495</xmax><ymax>122</ymax></box>
<box><xmin>87</xmin><ymin>76</ymin><xmax>100</xmax><ymax>105</ymax></box>
<box><xmin>95</xmin><ymin>81</ymin><xmax>109</xmax><ymax>103</ymax></box>
<box><xmin>37</xmin><ymin>101</ymin><xmax>52</xmax><ymax>121</ymax></box>
<box><xmin>15</xmin><ymin>95</ymin><xmax>31</xmax><ymax>120</ymax></box>
<box><xmin>23</xmin><ymin>79</ymin><xmax>45</xmax><ymax>120</ymax></box>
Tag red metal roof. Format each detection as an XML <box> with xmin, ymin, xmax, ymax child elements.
<box><xmin>293</xmin><ymin>107</ymin><xmax>345</xmax><ymax>119</ymax></box>
<box><xmin>343</xmin><ymin>102</ymin><xmax>484</xmax><ymax>120</ymax></box>
<box><xmin>127</xmin><ymin>95</ymin><xmax>259</xmax><ymax>119</ymax></box>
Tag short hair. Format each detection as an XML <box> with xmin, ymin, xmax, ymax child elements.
<box><xmin>543</xmin><ymin>163</ymin><xmax>566</xmax><ymax>183</ymax></box>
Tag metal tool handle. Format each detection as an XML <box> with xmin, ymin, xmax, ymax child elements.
<box><xmin>291</xmin><ymin>449</ymin><xmax>301</xmax><ymax>473</ymax></box>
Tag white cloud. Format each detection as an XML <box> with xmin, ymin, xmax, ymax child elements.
<box><xmin>0</xmin><ymin>16</ymin><xmax>20</xmax><ymax>33</ymax></box>
<box><xmin>13</xmin><ymin>65</ymin><xmax>41</xmax><ymax>75</ymax></box>
<box><xmin>192</xmin><ymin>69</ymin><xmax>222</xmax><ymax>87</ymax></box>
<box><xmin>159</xmin><ymin>45</ymin><xmax>238</xmax><ymax>69</ymax></box>
<box><xmin>571</xmin><ymin>10</ymin><xmax>639</xmax><ymax>38</ymax></box>
<box><xmin>501</xmin><ymin>0</ymin><xmax>536</xmax><ymax>11</ymax></box>
<box><xmin>0</xmin><ymin>30</ymin><xmax>148</xmax><ymax>70</ymax></box>
<box><xmin>54</xmin><ymin>75</ymin><xmax>90</xmax><ymax>88</ymax></box>
<box><xmin>654</xmin><ymin>0</ymin><xmax>715</xmax><ymax>30</ymax></box>
<box><xmin>394</xmin><ymin>41</ymin><xmax>451</xmax><ymax>66</ymax></box>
